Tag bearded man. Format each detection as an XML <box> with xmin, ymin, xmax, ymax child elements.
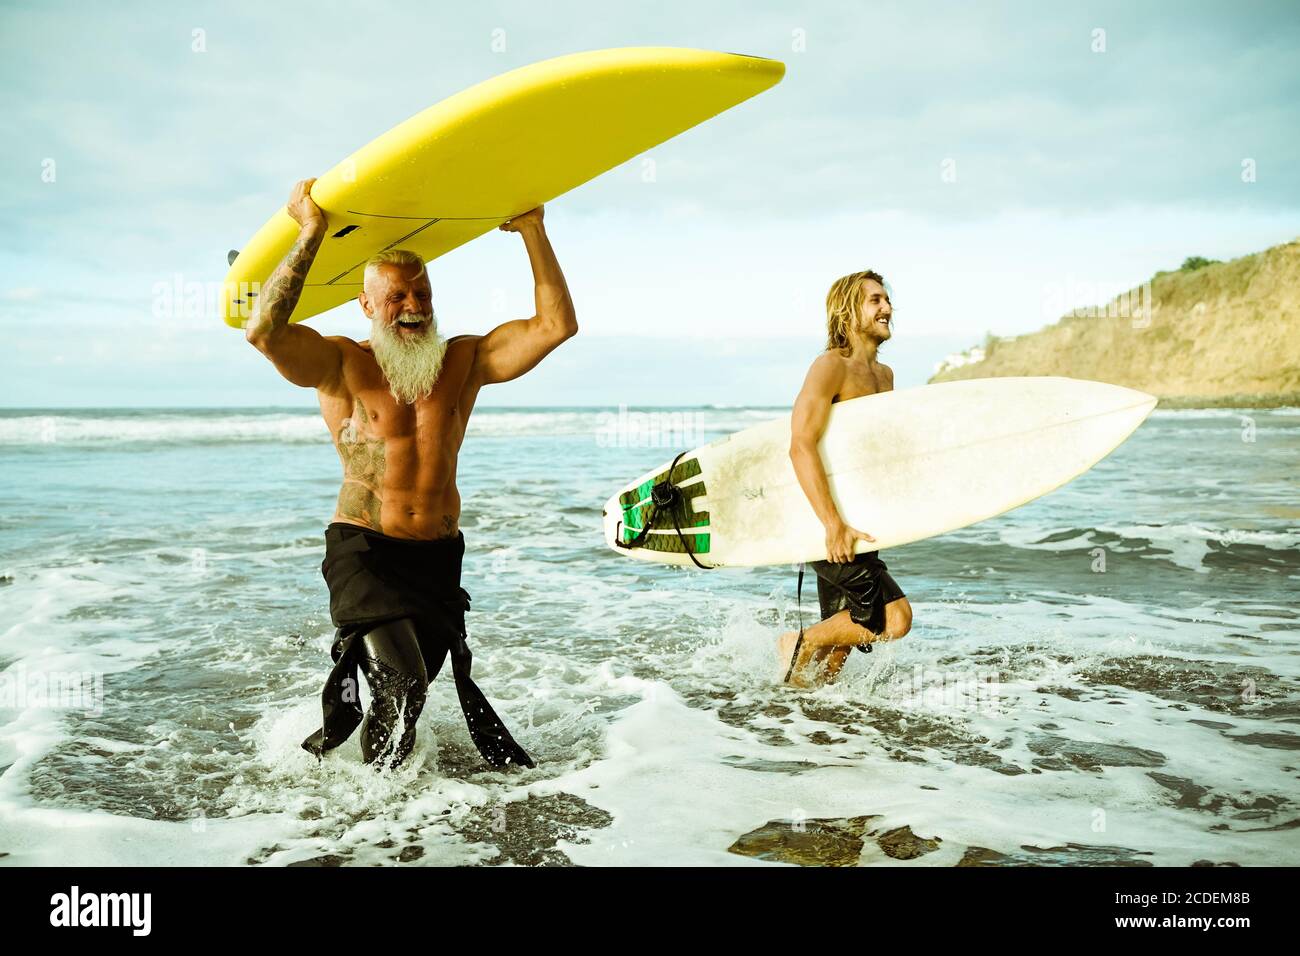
<box><xmin>246</xmin><ymin>178</ymin><xmax>576</xmax><ymax>770</ymax></box>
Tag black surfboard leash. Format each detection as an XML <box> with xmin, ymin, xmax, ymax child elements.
<box><xmin>615</xmin><ymin>450</ymin><xmax>715</xmax><ymax>570</ymax></box>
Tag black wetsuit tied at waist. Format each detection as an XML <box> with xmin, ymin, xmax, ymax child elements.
<box><xmin>300</xmin><ymin>522</ymin><xmax>534</xmax><ymax>769</ymax></box>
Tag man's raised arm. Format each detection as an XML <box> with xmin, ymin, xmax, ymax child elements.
<box><xmin>473</xmin><ymin>206</ymin><xmax>578</xmax><ymax>386</ymax></box>
<box><xmin>244</xmin><ymin>178</ymin><xmax>343</xmax><ymax>391</ymax></box>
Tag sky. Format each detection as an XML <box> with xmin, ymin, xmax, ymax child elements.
<box><xmin>2</xmin><ymin>0</ymin><xmax>1297</xmax><ymax>407</ymax></box>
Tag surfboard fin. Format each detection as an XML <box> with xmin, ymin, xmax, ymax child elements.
<box><xmin>227</xmin><ymin>249</ymin><xmax>240</xmax><ymax>266</ymax></box>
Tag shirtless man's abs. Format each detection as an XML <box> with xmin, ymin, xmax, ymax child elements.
<box><xmin>319</xmin><ymin>335</ymin><xmax>475</xmax><ymax>540</ymax></box>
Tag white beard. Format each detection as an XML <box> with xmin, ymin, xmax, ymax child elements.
<box><xmin>369</xmin><ymin>311</ymin><xmax>448</xmax><ymax>404</ymax></box>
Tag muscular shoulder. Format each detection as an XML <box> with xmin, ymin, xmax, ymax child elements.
<box><xmin>442</xmin><ymin>333</ymin><xmax>480</xmax><ymax>364</ymax></box>
<box><xmin>439</xmin><ymin>333</ymin><xmax>483</xmax><ymax>378</ymax></box>
<box><xmin>324</xmin><ymin>334</ymin><xmax>365</xmax><ymax>353</ymax></box>
<box><xmin>446</xmin><ymin>334</ymin><xmax>481</xmax><ymax>352</ymax></box>
<box><xmin>812</xmin><ymin>350</ymin><xmax>848</xmax><ymax>370</ymax></box>
<box><xmin>792</xmin><ymin>351</ymin><xmax>847</xmax><ymax>409</ymax></box>
<box><xmin>806</xmin><ymin>350</ymin><xmax>849</xmax><ymax>388</ymax></box>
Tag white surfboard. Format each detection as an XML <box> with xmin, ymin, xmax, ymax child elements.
<box><xmin>602</xmin><ymin>377</ymin><xmax>1157</xmax><ymax>568</ymax></box>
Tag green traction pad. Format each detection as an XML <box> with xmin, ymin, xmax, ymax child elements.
<box><xmin>618</xmin><ymin>456</ymin><xmax>711</xmax><ymax>554</ymax></box>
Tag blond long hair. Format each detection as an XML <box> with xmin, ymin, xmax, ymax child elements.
<box><xmin>825</xmin><ymin>270</ymin><xmax>886</xmax><ymax>352</ymax></box>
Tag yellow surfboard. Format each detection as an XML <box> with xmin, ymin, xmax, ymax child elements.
<box><xmin>221</xmin><ymin>47</ymin><xmax>785</xmax><ymax>328</ymax></box>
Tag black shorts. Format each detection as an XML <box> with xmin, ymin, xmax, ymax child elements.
<box><xmin>810</xmin><ymin>551</ymin><xmax>906</xmax><ymax>641</ymax></box>
<box><xmin>301</xmin><ymin>523</ymin><xmax>533</xmax><ymax>769</ymax></box>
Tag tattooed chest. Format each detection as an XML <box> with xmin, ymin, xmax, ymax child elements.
<box><xmin>338</xmin><ymin>432</ymin><xmax>386</xmax><ymax>482</ymax></box>
<box><xmin>335</xmin><ymin>399</ymin><xmax>386</xmax><ymax>473</ymax></box>
<box><xmin>333</xmin><ymin>398</ymin><xmax>388</xmax><ymax>526</ymax></box>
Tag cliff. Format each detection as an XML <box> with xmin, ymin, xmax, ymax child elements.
<box><xmin>929</xmin><ymin>238</ymin><xmax>1300</xmax><ymax>407</ymax></box>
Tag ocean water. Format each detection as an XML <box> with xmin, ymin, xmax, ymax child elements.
<box><xmin>0</xmin><ymin>405</ymin><xmax>1296</xmax><ymax>867</ymax></box>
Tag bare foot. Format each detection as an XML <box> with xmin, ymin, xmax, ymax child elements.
<box><xmin>776</xmin><ymin>630</ymin><xmax>811</xmax><ymax>687</ymax></box>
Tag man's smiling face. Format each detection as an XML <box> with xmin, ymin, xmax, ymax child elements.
<box><xmin>361</xmin><ymin>262</ymin><xmax>434</xmax><ymax>333</ymax></box>
<box><xmin>359</xmin><ymin>260</ymin><xmax>448</xmax><ymax>404</ymax></box>
<box><xmin>858</xmin><ymin>278</ymin><xmax>893</xmax><ymax>342</ymax></box>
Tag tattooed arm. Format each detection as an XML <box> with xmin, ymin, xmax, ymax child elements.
<box><xmin>245</xmin><ymin>178</ymin><xmax>343</xmax><ymax>391</ymax></box>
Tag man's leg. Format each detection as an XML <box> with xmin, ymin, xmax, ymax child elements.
<box><xmin>356</xmin><ymin>617</ymin><xmax>429</xmax><ymax>769</ymax></box>
<box><xmin>779</xmin><ymin>596</ymin><xmax>913</xmax><ymax>686</ymax></box>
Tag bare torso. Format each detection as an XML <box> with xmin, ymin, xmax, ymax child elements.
<box><xmin>317</xmin><ymin>335</ymin><xmax>481</xmax><ymax>540</ymax></box>
<box><xmin>828</xmin><ymin>351</ymin><xmax>894</xmax><ymax>403</ymax></box>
